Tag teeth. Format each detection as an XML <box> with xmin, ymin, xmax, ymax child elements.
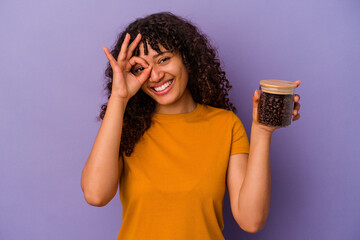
<box><xmin>154</xmin><ymin>80</ymin><xmax>173</xmax><ymax>92</ymax></box>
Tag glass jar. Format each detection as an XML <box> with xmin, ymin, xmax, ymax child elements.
<box><xmin>257</xmin><ymin>80</ymin><xmax>297</xmax><ymax>127</ymax></box>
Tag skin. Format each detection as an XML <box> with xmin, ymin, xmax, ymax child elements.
<box><xmin>132</xmin><ymin>41</ymin><xmax>197</xmax><ymax>114</ymax></box>
<box><xmin>83</xmin><ymin>33</ymin><xmax>302</xmax><ymax>234</ymax></box>
<box><xmin>102</xmin><ymin>33</ymin><xmax>152</xmax><ymax>101</ymax></box>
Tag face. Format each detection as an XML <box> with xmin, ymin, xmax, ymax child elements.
<box><xmin>132</xmin><ymin>43</ymin><xmax>192</xmax><ymax>112</ymax></box>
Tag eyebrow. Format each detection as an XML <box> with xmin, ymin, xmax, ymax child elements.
<box><xmin>153</xmin><ymin>50</ymin><xmax>173</xmax><ymax>59</ymax></box>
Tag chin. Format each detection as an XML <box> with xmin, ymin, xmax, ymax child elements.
<box><xmin>142</xmin><ymin>89</ymin><xmax>178</xmax><ymax>104</ymax></box>
<box><xmin>153</xmin><ymin>96</ymin><xmax>179</xmax><ymax>106</ymax></box>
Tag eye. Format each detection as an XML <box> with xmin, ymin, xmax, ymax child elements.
<box><xmin>133</xmin><ymin>66</ymin><xmax>145</xmax><ymax>75</ymax></box>
<box><xmin>159</xmin><ymin>57</ymin><xmax>170</xmax><ymax>63</ymax></box>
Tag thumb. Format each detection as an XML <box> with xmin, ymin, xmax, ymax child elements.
<box><xmin>252</xmin><ymin>89</ymin><xmax>261</xmax><ymax>121</ymax></box>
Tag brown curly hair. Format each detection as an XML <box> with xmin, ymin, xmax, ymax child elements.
<box><xmin>99</xmin><ymin>12</ymin><xmax>238</xmax><ymax>158</ymax></box>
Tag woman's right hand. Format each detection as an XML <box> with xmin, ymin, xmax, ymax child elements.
<box><xmin>103</xmin><ymin>33</ymin><xmax>152</xmax><ymax>101</ymax></box>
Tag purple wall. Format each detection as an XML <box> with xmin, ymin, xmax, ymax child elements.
<box><xmin>1</xmin><ymin>0</ymin><xmax>359</xmax><ymax>239</ymax></box>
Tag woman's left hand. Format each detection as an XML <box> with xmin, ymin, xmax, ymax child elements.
<box><xmin>252</xmin><ymin>80</ymin><xmax>301</xmax><ymax>135</ymax></box>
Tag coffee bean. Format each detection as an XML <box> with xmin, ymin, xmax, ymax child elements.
<box><xmin>258</xmin><ymin>92</ymin><xmax>293</xmax><ymax>127</ymax></box>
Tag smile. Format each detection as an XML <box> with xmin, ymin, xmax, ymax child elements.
<box><xmin>150</xmin><ymin>80</ymin><xmax>174</xmax><ymax>95</ymax></box>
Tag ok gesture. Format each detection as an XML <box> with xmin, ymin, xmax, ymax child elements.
<box><xmin>103</xmin><ymin>33</ymin><xmax>152</xmax><ymax>101</ymax></box>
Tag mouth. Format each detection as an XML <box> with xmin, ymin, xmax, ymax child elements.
<box><xmin>150</xmin><ymin>79</ymin><xmax>174</xmax><ymax>95</ymax></box>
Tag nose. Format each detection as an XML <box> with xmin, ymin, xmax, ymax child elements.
<box><xmin>149</xmin><ymin>65</ymin><xmax>165</xmax><ymax>83</ymax></box>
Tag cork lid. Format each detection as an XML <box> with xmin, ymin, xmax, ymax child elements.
<box><xmin>259</xmin><ymin>79</ymin><xmax>297</xmax><ymax>94</ymax></box>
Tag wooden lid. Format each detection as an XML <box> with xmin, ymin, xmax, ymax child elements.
<box><xmin>259</xmin><ymin>79</ymin><xmax>297</xmax><ymax>94</ymax></box>
<box><xmin>260</xmin><ymin>80</ymin><xmax>297</xmax><ymax>88</ymax></box>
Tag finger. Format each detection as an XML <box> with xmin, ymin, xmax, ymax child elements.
<box><xmin>293</xmin><ymin>113</ymin><xmax>301</xmax><ymax>121</ymax></box>
<box><xmin>126</xmin><ymin>56</ymin><xmax>149</xmax><ymax>72</ymax></box>
<box><xmin>294</xmin><ymin>80</ymin><xmax>301</xmax><ymax>87</ymax></box>
<box><xmin>126</xmin><ymin>33</ymin><xmax>142</xmax><ymax>59</ymax></box>
<box><xmin>103</xmin><ymin>46</ymin><xmax>118</xmax><ymax>69</ymax></box>
<box><xmin>137</xmin><ymin>65</ymin><xmax>152</xmax><ymax>84</ymax></box>
<box><xmin>117</xmin><ymin>33</ymin><xmax>131</xmax><ymax>62</ymax></box>
<box><xmin>293</xmin><ymin>94</ymin><xmax>300</xmax><ymax>102</ymax></box>
<box><xmin>252</xmin><ymin>90</ymin><xmax>260</xmax><ymax>121</ymax></box>
<box><xmin>294</xmin><ymin>102</ymin><xmax>301</xmax><ymax>112</ymax></box>
<box><xmin>292</xmin><ymin>102</ymin><xmax>300</xmax><ymax>115</ymax></box>
<box><xmin>253</xmin><ymin>89</ymin><xmax>260</xmax><ymax>102</ymax></box>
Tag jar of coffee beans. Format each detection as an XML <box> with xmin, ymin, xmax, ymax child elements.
<box><xmin>257</xmin><ymin>80</ymin><xmax>297</xmax><ymax>127</ymax></box>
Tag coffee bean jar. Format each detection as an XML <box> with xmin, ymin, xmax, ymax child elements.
<box><xmin>257</xmin><ymin>80</ymin><xmax>297</xmax><ymax>127</ymax></box>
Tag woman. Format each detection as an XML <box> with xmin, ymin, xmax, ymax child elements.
<box><xmin>81</xmin><ymin>12</ymin><xmax>301</xmax><ymax>239</ymax></box>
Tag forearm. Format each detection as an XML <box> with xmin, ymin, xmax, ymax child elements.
<box><xmin>81</xmin><ymin>96</ymin><xmax>127</xmax><ymax>206</ymax></box>
<box><xmin>237</xmin><ymin>123</ymin><xmax>272</xmax><ymax>229</ymax></box>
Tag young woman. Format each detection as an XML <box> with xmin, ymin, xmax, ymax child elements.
<box><xmin>81</xmin><ymin>12</ymin><xmax>301</xmax><ymax>239</ymax></box>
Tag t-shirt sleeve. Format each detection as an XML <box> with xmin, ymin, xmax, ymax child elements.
<box><xmin>230</xmin><ymin>112</ymin><xmax>250</xmax><ymax>155</ymax></box>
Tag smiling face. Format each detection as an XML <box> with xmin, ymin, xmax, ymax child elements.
<box><xmin>132</xmin><ymin>42</ymin><xmax>195</xmax><ymax>114</ymax></box>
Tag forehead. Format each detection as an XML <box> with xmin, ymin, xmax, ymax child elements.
<box><xmin>138</xmin><ymin>42</ymin><xmax>168</xmax><ymax>57</ymax></box>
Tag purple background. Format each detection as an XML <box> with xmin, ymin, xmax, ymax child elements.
<box><xmin>1</xmin><ymin>0</ymin><xmax>359</xmax><ymax>239</ymax></box>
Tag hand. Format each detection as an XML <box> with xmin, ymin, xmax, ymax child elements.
<box><xmin>102</xmin><ymin>33</ymin><xmax>152</xmax><ymax>101</ymax></box>
<box><xmin>292</xmin><ymin>80</ymin><xmax>301</xmax><ymax>121</ymax></box>
<box><xmin>252</xmin><ymin>80</ymin><xmax>301</xmax><ymax>134</ymax></box>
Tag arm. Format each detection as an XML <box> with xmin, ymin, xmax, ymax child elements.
<box><xmin>227</xmin><ymin>81</ymin><xmax>301</xmax><ymax>232</ymax></box>
<box><xmin>231</xmin><ymin>125</ymin><xmax>272</xmax><ymax>233</ymax></box>
<box><xmin>81</xmin><ymin>33</ymin><xmax>152</xmax><ymax>207</ymax></box>
<box><xmin>81</xmin><ymin>96</ymin><xmax>127</xmax><ymax>207</ymax></box>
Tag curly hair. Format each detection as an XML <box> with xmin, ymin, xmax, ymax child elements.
<box><xmin>99</xmin><ymin>12</ymin><xmax>238</xmax><ymax>158</ymax></box>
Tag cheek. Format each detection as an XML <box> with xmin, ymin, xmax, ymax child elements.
<box><xmin>140</xmin><ymin>84</ymin><xmax>151</xmax><ymax>95</ymax></box>
<box><xmin>179</xmin><ymin>67</ymin><xmax>189</xmax><ymax>86</ymax></box>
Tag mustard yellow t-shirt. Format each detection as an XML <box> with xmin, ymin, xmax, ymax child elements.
<box><xmin>117</xmin><ymin>103</ymin><xmax>250</xmax><ymax>240</ymax></box>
